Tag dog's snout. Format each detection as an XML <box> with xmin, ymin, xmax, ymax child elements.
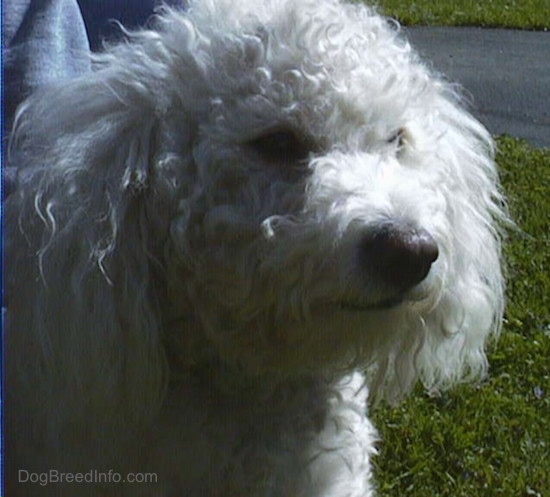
<box><xmin>358</xmin><ymin>224</ymin><xmax>439</xmax><ymax>291</ymax></box>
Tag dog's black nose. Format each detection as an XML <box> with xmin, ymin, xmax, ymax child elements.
<box><xmin>357</xmin><ymin>224</ymin><xmax>439</xmax><ymax>292</ymax></box>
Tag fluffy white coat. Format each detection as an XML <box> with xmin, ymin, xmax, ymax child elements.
<box><xmin>5</xmin><ymin>0</ymin><xmax>506</xmax><ymax>495</ymax></box>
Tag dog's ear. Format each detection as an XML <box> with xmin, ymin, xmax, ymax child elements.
<box><xmin>5</xmin><ymin>67</ymin><xmax>182</xmax><ymax>446</ymax></box>
<box><xmin>369</xmin><ymin>97</ymin><xmax>507</xmax><ymax>404</ymax></box>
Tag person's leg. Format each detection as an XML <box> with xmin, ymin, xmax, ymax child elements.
<box><xmin>3</xmin><ymin>0</ymin><xmax>91</xmax><ymax>196</ymax></box>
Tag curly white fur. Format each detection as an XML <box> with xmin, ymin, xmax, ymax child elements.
<box><xmin>5</xmin><ymin>0</ymin><xmax>506</xmax><ymax>495</ymax></box>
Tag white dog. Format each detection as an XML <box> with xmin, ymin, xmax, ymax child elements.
<box><xmin>5</xmin><ymin>0</ymin><xmax>506</xmax><ymax>495</ymax></box>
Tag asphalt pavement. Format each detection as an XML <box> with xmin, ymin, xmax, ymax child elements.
<box><xmin>405</xmin><ymin>27</ymin><xmax>550</xmax><ymax>148</ymax></box>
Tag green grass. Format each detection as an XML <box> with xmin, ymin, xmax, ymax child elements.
<box><xmin>374</xmin><ymin>0</ymin><xmax>550</xmax><ymax>30</ymax></box>
<box><xmin>372</xmin><ymin>137</ymin><xmax>550</xmax><ymax>496</ymax></box>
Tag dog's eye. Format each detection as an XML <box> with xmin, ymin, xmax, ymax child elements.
<box><xmin>247</xmin><ymin>129</ymin><xmax>312</xmax><ymax>164</ymax></box>
<box><xmin>387</xmin><ymin>128</ymin><xmax>406</xmax><ymax>150</ymax></box>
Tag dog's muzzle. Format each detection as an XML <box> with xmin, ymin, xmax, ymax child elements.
<box><xmin>356</xmin><ymin>222</ymin><xmax>439</xmax><ymax>300</ymax></box>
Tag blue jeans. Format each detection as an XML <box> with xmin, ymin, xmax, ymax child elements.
<box><xmin>3</xmin><ymin>0</ymin><xmax>175</xmax><ymax>196</ymax></box>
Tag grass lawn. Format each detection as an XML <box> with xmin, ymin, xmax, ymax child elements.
<box><xmin>374</xmin><ymin>0</ymin><xmax>550</xmax><ymax>30</ymax></box>
<box><xmin>372</xmin><ymin>138</ymin><xmax>550</xmax><ymax>496</ymax></box>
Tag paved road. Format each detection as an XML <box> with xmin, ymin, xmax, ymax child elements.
<box><xmin>406</xmin><ymin>27</ymin><xmax>550</xmax><ymax>148</ymax></box>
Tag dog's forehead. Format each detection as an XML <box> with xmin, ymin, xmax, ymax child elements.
<box><xmin>176</xmin><ymin>0</ymin><xmax>439</xmax><ymax>146</ymax></box>
<box><xmin>186</xmin><ymin>0</ymin><xmax>410</xmax><ymax>77</ymax></box>
<box><xmin>193</xmin><ymin>3</ymin><xmax>424</xmax><ymax>114</ymax></box>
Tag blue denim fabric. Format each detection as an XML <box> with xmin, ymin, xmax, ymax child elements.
<box><xmin>2</xmin><ymin>0</ymin><xmax>181</xmax><ymax>197</ymax></box>
<box><xmin>3</xmin><ymin>0</ymin><xmax>90</xmax><ymax>196</ymax></box>
<box><xmin>78</xmin><ymin>0</ymin><xmax>159</xmax><ymax>50</ymax></box>
<box><xmin>4</xmin><ymin>0</ymin><xmax>91</xmax><ymax>134</ymax></box>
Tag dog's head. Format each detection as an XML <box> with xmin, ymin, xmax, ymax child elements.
<box><xmin>7</xmin><ymin>0</ymin><xmax>506</xmax><ymax>407</ymax></box>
